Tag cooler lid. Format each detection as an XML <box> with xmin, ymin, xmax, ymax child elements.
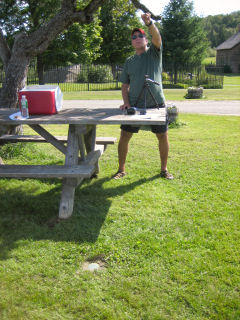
<box><xmin>20</xmin><ymin>85</ymin><xmax>59</xmax><ymax>92</ymax></box>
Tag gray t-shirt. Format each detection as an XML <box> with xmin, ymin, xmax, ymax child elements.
<box><xmin>120</xmin><ymin>44</ymin><xmax>165</xmax><ymax>108</ymax></box>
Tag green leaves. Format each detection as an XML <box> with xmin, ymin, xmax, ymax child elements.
<box><xmin>161</xmin><ymin>0</ymin><xmax>209</xmax><ymax>75</ymax></box>
<box><xmin>202</xmin><ymin>11</ymin><xmax>240</xmax><ymax>47</ymax></box>
<box><xmin>0</xmin><ymin>0</ymin><xmax>103</xmax><ymax>66</ymax></box>
<box><xmin>41</xmin><ymin>20</ymin><xmax>103</xmax><ymax>66</ymax></box>
<box><xmin>96</xmin><ymin>0</ymin><xmax>140</xmax><ymax>64</ymax></box>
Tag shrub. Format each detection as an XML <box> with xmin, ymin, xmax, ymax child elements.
<box><xmin>162</xmin><ymin>72</ymin><xmax>170</xmax><ymax>81</ymax></box>
<box><xmin>202</xmin><ymin>83</ymin><xmax>222</xmax><ymax>89</ymax></box>
<box><xmin>207</xmin><ymin>47</ymin><xmax>216</xmax><ymax>57</ymax></box>
<box><xmin>77</xmin><ymin>71</ymin><xmax>88</xmax><ymax>83</ymax></box>
<box><xmin>77</xmin><ymin>65</ymin><xmax>114</xmax><ymax>83</ymax></box>
<box><xmin>163</xmin><ymin>83</ymin><xmax>185</xmax><ymax>89</ymax></box>
<box><xmin>224</xmin><ymin>65</ymin><xmax>232</xmax><ymax>73</ymax></box>
<box><xmin>88</xmin><ymin>67</ymin><xmax>107</xmax><ymax>83</ymax></box>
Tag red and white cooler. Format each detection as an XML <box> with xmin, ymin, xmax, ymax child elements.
<box><xmin>18</xmin><ymin>85</ymin><xmax>63</xmax><ymax>115</ymax></box>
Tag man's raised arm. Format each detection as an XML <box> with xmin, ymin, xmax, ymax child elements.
<box><xmin>141</xmin><ymin>13</ymin><xmax>161</xmax><ymax>49</ymax></box>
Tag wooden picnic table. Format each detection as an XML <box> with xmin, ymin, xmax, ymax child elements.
<box><xmin>0</xmin><ymin>107</ymin><xmax>166</xmax><ymax>219</ymax></box>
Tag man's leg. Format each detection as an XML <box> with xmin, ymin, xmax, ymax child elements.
<box><xmin>156</xmin><ymin>131</ymin><xmax>169</xmax><ymax>171</ymax></box>
<box><xmin>118</xmin><ymin>129</ymin><xmax>133</xmax><ymax>173</ymax></box>
<box><xmin>113</xmin><ymin>125</ymin><xmax>139</xmax><ymax>179</ymax></box>
<box><xmin>156</xmin><ymin>131</ymin><xmax>173</xmax><ymax>179</ymax></box>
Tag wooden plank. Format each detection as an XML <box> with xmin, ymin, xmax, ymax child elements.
<box><xmin>0</xmin><ymin>134</ymin><xmax>117</xmax><ymax>145</ymax></box>
<box><xmin>59</xmin><ymin>124</ymin><xmax>80</xmax><ymax>219</ymax></box>
<box><xmin>0</xmin><ymin>107</ymin><xmax>166</xmax><ymax>125</ymax></box>
<box><xmin>0</xmin><ymin>135</ymin><xmax>48</xmax><ymax>143</ymax></box>
<box><xmin>64</xmin><ymin>124</ymin><xmax>80</xmax><ymax>165</ymax></box>
<box><xmin>96</xmin><ymin>136</ymin><xmax>117</xmax><ymax>144</ymax></box>
<box><xmin>78</xmin><ymin>133</ymin><xmax>86</xmax><ymax>161</ymax></box>
<box><xmin>80</xmin><ymin>146</ymin><xmax>104</xmax><ymax>166</ymax></box>
<box><xmin>0</xmin><ymin>164</ymin><xmax>95</xmax><ymax>178</ymax></box>
<box><xmin>70</xmin><ymin>146</ymin><xmax>105</xmax><ymax>189</ymax></box>
<box><xmin>59</xmin><ymin>181</ymin><xmax>78</xmax><ymax>218</ymax></box>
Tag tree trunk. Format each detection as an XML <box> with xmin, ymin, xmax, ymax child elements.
<box><xmin>0</xmin><ymin>59</ymin><xmax>29</xmax><ymax>108</ymax></box>
<box><xmin>0</xmin><ymin>61</ymin><xmax>26</xmax><ymax>132</ymax></box>
<box><xmin>37</xmin><ymin>55</ymin><xmax>45</xmax><ymax>85</ymax></box>
<box><xmin>0</xmin><ymin>31</ymin><xmax>30</xmax><ymax>108</ymax></box>
<box><xmin>174</xmin><ymin>64</ymin><xmax>178</xmax><ymax>85</ymax></box>
<box><xmin>0</xmin><ymin>35</ymin><xmax>29</xmax><ymax>134</ymax></box>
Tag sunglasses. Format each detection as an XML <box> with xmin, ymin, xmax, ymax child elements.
<box><xmin>131</xmin><ymin>34</ymin><xmax>145</xmax><ymax>40</ymax></box>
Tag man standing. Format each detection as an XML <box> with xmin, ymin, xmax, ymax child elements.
<box><xmin>113</xmin><ymin>13</ymin><xmax>173</xmax><ymax>180</ymax></box>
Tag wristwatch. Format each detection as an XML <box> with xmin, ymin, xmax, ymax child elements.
<box><xmin>146</xmin><ymin>20</ymin><xmax>153</xmax><ymax>27</ymax></box>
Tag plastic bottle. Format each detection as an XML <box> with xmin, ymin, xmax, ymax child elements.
<box><xmin>21</xmin><ymin>95</ymin><xmax>29</xmax><ymax>118</ymax></box>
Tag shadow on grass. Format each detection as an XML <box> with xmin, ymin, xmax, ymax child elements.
<box><xmin>0</xmin><ymin>174</ymin><xmax>160</xmax><ymax>260</ymax></box>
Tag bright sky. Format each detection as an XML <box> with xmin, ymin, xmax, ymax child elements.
<box><xmin>140</xmin><ymin>0</ymin><xmax>239</xmax><ymax>17</ymax></box>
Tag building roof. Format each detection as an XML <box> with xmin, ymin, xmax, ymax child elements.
<box><xmin>216</xmin><ymin>31</ymin><xmax>240</xmax><ymax>50</ymax></box>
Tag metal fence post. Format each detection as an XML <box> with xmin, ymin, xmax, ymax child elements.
<box><xmin>87</xmin><ymin>65</ymin><xmax>90</xmax><ymax>91</ymax></box>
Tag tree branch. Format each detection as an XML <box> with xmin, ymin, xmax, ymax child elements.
<box><xmin>71</xmin><ymin>0</ymin><xmax>106</xmax><ymax>23</ymax></box>
<box><xmin>0</xmin><ymin>28</ymin><xmax>11</xmax><ymax>69</ymax></box>
<box><xmin>131</xmin><ymin>0</ymin><xmax>162</xmax><ymax>21</ymax></box>
<box><xmin>22</xmin><ymin>0</ymin><xmax>106</xmax><ymax>56</ymax></box>
<box><xmin>83</xmin><ymin>0</ymin><xmax>106</xmax><ymax>18</ymax></box>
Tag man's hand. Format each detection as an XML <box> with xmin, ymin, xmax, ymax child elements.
<box><xmin>142</xmin><ymin>12</ymin><xmax>161</xmax><ymax>49</ymax></box>
<box><xmin>141</xmin><ymin>12</ymin><xmax>151</xmax><ymax>26</ymax></box>
<box><xmin>120</xmin><ymin>103</ymin><xmax>131</xmax><ymax>111</ymax></box>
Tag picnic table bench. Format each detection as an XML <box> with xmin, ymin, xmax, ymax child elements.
<box><xmin>0</xmin><ymin>134</ymin><xmax>116</xmax><ymax>150</ymax></box>
<box><xmin>0</xmin><ymin>107</ymin><xmax>166</xmax><ymax>219</ymax></box>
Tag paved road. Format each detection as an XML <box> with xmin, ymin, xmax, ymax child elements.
<box><xmin>63</xmin><ymin>100</ymin><xmax>240</xmax><ymax>116</ymax></box>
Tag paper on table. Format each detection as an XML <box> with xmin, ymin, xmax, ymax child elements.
<box><xmin>9</xmin><ymin>111</ymin><xmax>28</xmax><ymax>120</ymax></box>
<box><xmin>128</xmin><ymin>113</ymin><xmax>164</xmax><ymax>120</ymax></box>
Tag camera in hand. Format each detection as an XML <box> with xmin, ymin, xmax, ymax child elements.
<box><xmin>126</xmin><ymin>107</ymin><xmax>146</xmax><ymax>115</ymax></box>
<box><xmin>127</xmin><ymin>107</ymin><xmax>137</xmax><ymax>115</ymax></box>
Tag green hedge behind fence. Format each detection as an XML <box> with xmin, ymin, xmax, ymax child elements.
<box><xmin>0</xmin><ymin>63</ymin><xmax>224</xmax><ymax>92</ymax></box>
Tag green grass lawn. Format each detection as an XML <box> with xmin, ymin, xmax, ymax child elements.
<box><xmin>223</xmin><ymin>73</ymin><xmax>240</xmax><ymax>86</ymax></box>
<box><xmin>0</xmin><ymin>114</ymin><xmax>240</xmax><ymax>319</ymax></box>
<box><xmin>63</xmin><ymin>74</ymin><xmax>240</xmax><ymax>101</ymax></box>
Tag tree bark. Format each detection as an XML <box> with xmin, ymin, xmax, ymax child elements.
<box><xmin>0</xmin><ymin>29</ymin><xmax>11</xmax><ymax>71</ymax></box>
<box><xmin>131</xmin><ymin>0</ymin><xmax>162</xmax><ymax>20</ymax></box>
<box><xmin>0</xmin><ymin>33</ymin><xmax>30</xmax><ymax>108</ymax></box>
<box><xmin>37</xmin><ymin>55</ymin><xmax>45</xmax><ymax>85</ymax></box>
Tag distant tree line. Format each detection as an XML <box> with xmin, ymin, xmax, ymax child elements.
<box><xmin>202</xmin><ymin>11</ymin><xmax>240</xmax><ymax>48</ymax></box>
